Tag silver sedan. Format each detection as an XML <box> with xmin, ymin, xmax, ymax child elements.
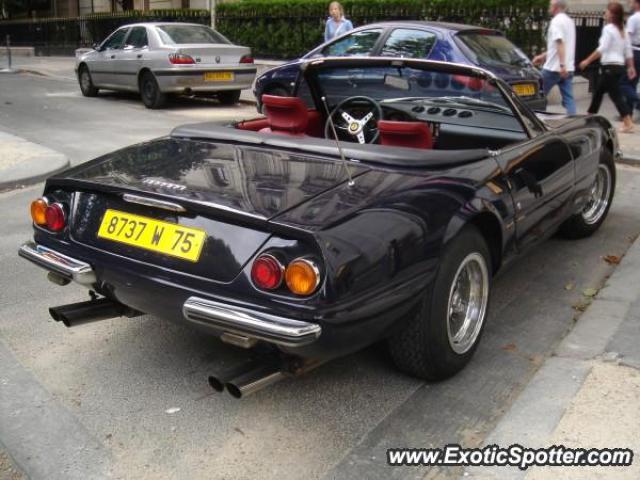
<box><xmin>75</xmin><ymin>22</ymin><xmax>256</xmax><ymax>108</ymax></box>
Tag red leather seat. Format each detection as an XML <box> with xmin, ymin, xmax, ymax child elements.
<box><xmin>259</xmin><ymin>95</ymin><xmax>309</xmax><ymax>136</ymax></box>
<box><xmin>378</xmin><ymin>120</ymin><xmax>433</xmax><ymax>149</ymax></box>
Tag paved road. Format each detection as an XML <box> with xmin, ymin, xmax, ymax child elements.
<box><xmin>1</xmin><ymin>71</ymin><xmax>640</xmax><ymax>480</ymax></box>
<box><xmin>0</xmin><ymin>72</ymin><xmax>259</xmax><ymax>165</ymax></box>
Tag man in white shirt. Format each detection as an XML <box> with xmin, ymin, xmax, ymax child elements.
<box><xmin>532</xmin><ymin>0</ymin><xmax>577</xmax><ymax>114</ymax></box>
<box><xmin>621</xmin><ymin>0</ymin><xmax>640</xmax><ymax>114</ymax></box>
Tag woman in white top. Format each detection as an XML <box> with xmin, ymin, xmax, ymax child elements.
<box><xmin>580</xmin><ymin>2</ymin><xmax>636</xmax><ymax>133</ymax></box>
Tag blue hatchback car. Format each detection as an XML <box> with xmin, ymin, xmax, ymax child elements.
<box><xmin>254</xmin><ymin>21</ymin><xmax>547</xmax><ymax>112</ymax></box>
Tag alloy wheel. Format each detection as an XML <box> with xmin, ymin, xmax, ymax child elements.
<box><xmin>446</xmin><ymin>252</ymin><xmax>490</xmax><ymax>354</ymax></box>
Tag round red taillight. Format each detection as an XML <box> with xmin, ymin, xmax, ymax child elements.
<box><xmin>45</xmin><ymin>203</ymin><xmax>66</xmax><ymax>232</ymax></box>
<box><xmin>251</xmin><ymin>254</ymin><xmax>283</xmax><ymax>290</ymax></box>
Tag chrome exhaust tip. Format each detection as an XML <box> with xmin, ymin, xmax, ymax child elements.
<box><xmin>225</xmin><ymin>364</ymin><xmax>286</xmax><ymax>399</ymax></box>
<box><xmin>207</xmin><ymin>360</ymin><xmax>262</xmax><ymax>394</ymax></box>
<box><xmin>49</xmin><ymin>297</ymin><xmax>140</xmax><ymax>327</ymax></box>
<box><xmin>208</xmin><ymin>375</ymin><xmax>225</xmax><ymax>392</ymax></box>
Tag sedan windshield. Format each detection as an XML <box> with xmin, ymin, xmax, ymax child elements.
<box><xmin>456</xmin><ymin>32</ymin><xmax>531</xmax><ymax>67</ymax></box>
<box><xmin>313</xmin><ymin>65</ymin><xmax>511</xmax><ymax>111</ymax></box>
<box><xmin>156</xmin><ymin>25</ymin><xmax>229</xmax><ymax>45</ymax></box>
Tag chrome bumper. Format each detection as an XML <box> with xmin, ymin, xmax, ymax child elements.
<box><xmin>183</xmin><ymin>297</ymin><xmax>321</xmax><ymax>348</ymax></box>
<box><xmin>18</xmin><ymin>241</ymin><xmax>96</xmax><ymax>286</ymax></box>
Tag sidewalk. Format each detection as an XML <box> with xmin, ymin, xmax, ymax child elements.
<box><xmin>466</xmin><ymin>233</ymin><xmax>640</xmax><ymax>479</ymax></box>
<box><xmin>0</xmin><ymin>131</ymin><xmax>69</xmax><ymax>191</ymax></box>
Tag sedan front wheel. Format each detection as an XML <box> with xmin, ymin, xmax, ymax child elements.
<box><xmin>388</xmin><ymin>225</ymin><xmax>491</xmax><ymax>380</ymax></box>
<box><xmin>78</xmin><ymin>65</ymin><xmax>99</xmax><ymax>97</ymax></box>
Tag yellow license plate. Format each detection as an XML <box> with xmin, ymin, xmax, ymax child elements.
<box><xmin>513</xmin><ymin>83</ymin><xmax>536</xmax><ymax>97</ymax></box>
<box><xmin>97</xmin><ymin>209</ymin><xmax>206</xmax><ymax>262</ymax></box>
<box><xmin>204</xmin><ymin>72</ymin><xmax>234</xmax><ymax>82</ymax></box>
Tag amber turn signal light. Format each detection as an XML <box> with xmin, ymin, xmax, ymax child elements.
<box><xmin>30</xmin><ymin>197</ymin><xmax>49</xmax><ymax>225</ymax></box>
<box><xmin>285</xmin><ymin>259</ymin><xmax>320</xmax><ymax>296</ymax></box>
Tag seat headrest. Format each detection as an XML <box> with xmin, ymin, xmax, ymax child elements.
<box><xmin>262</xmin><ymin>95</ymin><xmax>309</xmax><ymax>133</ymax></box>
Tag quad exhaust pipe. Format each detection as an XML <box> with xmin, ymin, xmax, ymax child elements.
<box><xmin>49</xmin><ymin>297</ymin><xmax>141</xmax><ymax>327</ymax></box>
<box><xmin>209</xmin><ymin>356</ymin><xmax>324</xmax><ymax>399</ymax></box>
<box><xmin>209</xmin><ymin>362</ymin><xmax>286</xmax><ymax>399</ymax></box>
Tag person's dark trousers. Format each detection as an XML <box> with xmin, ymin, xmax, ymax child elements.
<box><xmin>619</xmin><ymin>50</ymin><xmax>640</xmax><ymax>113</ymax></box>
<box><xmin>588</xmin><ymin>65</ymin><xmax>631</xmax><ymax>117</ymax></box>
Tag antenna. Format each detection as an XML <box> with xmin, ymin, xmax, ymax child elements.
<box><xmin>321</xmin><ymin>96</ymin><xmax>355</xmax><ymax>187</ymax></box>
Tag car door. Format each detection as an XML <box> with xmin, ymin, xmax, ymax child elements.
<box><xmin>494</xmin><ymin>101</ymin><xmax>575</xmax><ymax>250</ymax></box>
<box><xmin>116</xmin><ymin>26</ymin><xmax>149</xmax><ymax>91</ymax></box>
<box><xmin>99</xmin><ymin>27</ymin><xmax>129</xmax><ymax>88</ymax></box>
<box><xmin>378</xmin><ymin>28</ymin><xmax>437</xmax><ymax>59</ymax></box>
<box><xmin>89</xmin><ymin>29</ymin><xmax>124</xmax><ymax>86</ymax></box>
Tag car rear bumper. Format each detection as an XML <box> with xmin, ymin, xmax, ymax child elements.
<box><xmin>19</xmin><ymin>240</ymin><xmax>423</xmax><ymax>359</ymax></box>
<box><xmin>153</xmin><ymin>66</ymin><xmax>257</xmax><ymax>93</ymax></box>
<box><xmin>183</xmin><ymin>297</ymin><xmax>321</xmax><ymax>347</ymax></box>
<box><xmin>19</xmin><ymin>241</ymin><xmax>96</xmax><ymax>286</ymax></box>
<box><xmin>19</xmin><ymin>240</ymin><xmax>321</xmax><ymax>348</ymax></box>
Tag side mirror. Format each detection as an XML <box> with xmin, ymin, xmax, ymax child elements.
<box><xmin>92</xmin><ymin>42</ymin><xmax>101</xmax><ymax>51</ymax></box>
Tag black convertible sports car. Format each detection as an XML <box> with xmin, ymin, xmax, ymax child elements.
<box><xmin>20</xmin><ymin>57</ymin><xmax>618</xmax><ymax>398</ymax></box>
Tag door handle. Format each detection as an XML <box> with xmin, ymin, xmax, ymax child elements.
<box><xmin>110</xmin><ymin>55</ymin><xmax>115</xmax><ymax>59</ymax></box>
<box><xmin>137</xmin><ymin>54</ymin><xmax>143</xmax><ymax>59</ymax></box>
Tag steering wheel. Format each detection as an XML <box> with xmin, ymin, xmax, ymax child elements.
<box><xmin>324</xmin><ymin>96</ymin><xmax>383</xmax><ymax>144</ymax></box>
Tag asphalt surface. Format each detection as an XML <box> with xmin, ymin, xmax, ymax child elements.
<box><xmin>0</xmin><ymin>72</ymin><xmax>259</xmax><ymax>165</ymax></box>
<box><xmin>1</xmin><ymin>72</ymin><xmax>640</xmax><ymax>480</ymax></box>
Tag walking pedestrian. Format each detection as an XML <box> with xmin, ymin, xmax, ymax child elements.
<box><xmin>324</xmin><ymin>2</ymin><xmax>353</xmax><ymax>43</ymax></box>
<box><xmin>620</xmin><ymin>0</ymin><xmax>640</xmax><ymax>115</ymax></box>
<box><xmin>532</xmin><ymin>0</ymin><xmax>577</xmax><ymax>115</ymax></box>
<box><xmin>580</xmin><ymin>2</ymin><xmax>636</xmax><ymax>133</ymax></box>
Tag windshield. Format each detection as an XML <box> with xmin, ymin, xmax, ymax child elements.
<box><xmin>313</xmin><ymin>65</ymin><xmax>511</xmax><ymax>111</ymax></box>
<box><xmin>456</xmin><ymin>32</ymin><xmax>531</xmax><ymax>68</ymax></box>
<box><xmin>156</xmin><ymin>25</ymin><xmax>229</xmax><ymax>45</ymax></box>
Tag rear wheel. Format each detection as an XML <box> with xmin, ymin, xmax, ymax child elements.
<box><xmin>78</xmin><ymin>65</ymin><xmax>98</xmax><ymax>97</ymax></box>
<box><xmin>388</xmin><ymin>226</ymin><xmax>491</xmax><ymax>380</ymax></box>
<box><xmin>558</xmin><ymin>150</ymin><xmax>615</xmax><ymax>239</ymax></box>
<box><xmin>139</xmin><ymin>71</ymin><xmax>167</xmax><ymax>109</ymax></box>
<box><xmin>217</xmin><ymin>90</ymin><xmax>241</xmax><ymax>106</ymax></box>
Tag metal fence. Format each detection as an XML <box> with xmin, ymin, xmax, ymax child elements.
<box><xmin>0</xmin><ymin>10</ymin><xmax>210</xmax><ymax>56</ymax></box>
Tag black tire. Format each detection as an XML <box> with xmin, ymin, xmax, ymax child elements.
<box><xmin>139</xmin><ymin>71</ymin><xmax>167</xmax><ymax>109</ymax></box>
<box><xmin>388</xmin><ymin>225</ymin><xmax>492</xmax><ymax>380</ymax></box>
<box><xmin>78</xmin><ymin>65</ymin><xmax>99</xmax><ymax>97</ymax></box>
<box><xmin>217</xmin><ymin>90</ymin><xmax>241</xmax><ymax>106</ymax></box>
<box><xmin>558</xmin><ymin>150</ymin><xmax>616</xmax><ymax>239</ymax></box>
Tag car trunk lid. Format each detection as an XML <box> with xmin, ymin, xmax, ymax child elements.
<box><xmin>175</xmin><ymin>44</ymin><xmax>251</xmax><ymax>66</ymax></box>
<box><xmin>53</xmin><ymin>138</ymin><xmax>366</xmax><ymax>282</ymax></box>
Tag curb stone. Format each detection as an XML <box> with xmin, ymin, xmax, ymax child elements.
<box><xmin>464</xmin><ymin>235</ymin><xmax>640</xmax><ymax>479</ymax></box>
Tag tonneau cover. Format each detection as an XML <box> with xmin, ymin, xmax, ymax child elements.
<box><xmin>170</xmin><ymin>123</ymin><xmax>490</xmax><ymax>168</ymax></box>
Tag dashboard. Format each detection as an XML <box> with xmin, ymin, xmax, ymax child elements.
<box><xmin>378</xmin><ymin>100</ymin><xmax>528</xmax><ymax>149</ymax></box>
